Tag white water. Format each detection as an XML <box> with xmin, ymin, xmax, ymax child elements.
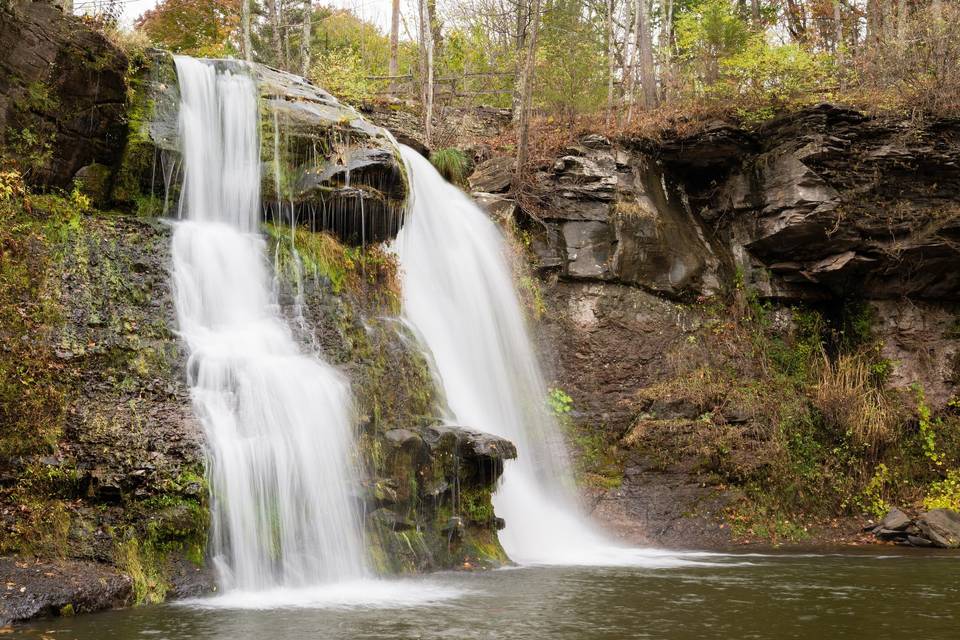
<box><xmin>170</xmin><ymin>57</ymin><xmax>365</xmax><ymax>590</ymax></box>
<box><xmin>397</xmin><ymin>147</ymin><xmax>713</xmax><ymax>567</ymax></box>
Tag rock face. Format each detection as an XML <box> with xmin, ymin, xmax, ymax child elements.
<box><xmin>483</xmin><ymin>105</ymin><xmax>960</xmax><ymax>547</ymax></box>
<box><xmin>0</xmin><ymin>0</ymin><xmax>127</xmax><ymax>187</ymax></box>
<box><xmin>648</xmin><ymin>104</ymin><xmax>960</xmax><ymax>303</ymax></box>
<box><xmin>115</xmin><ymin>51</ymin><xmax>408</xmax><ymax>244</ymax></box>
<box><xmin>511</xmin><ymin>135</ymin><xmax>723</xmax><ymax>298</ymax></box>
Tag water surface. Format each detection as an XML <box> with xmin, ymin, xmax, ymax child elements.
<box><xmin>15</xmin><ymin>551</ymin><xmax>958</xmax><ymax>639</ymax></box>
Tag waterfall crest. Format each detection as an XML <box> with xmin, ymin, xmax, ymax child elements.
<box><xmin>170</xmin><ymin>56</ymin><xmax>365</xmax><ymax>590</ymax></box>
<box><xmin>397</xmin><ymin>146</ymin><xmax>706</xmax><ymax>566</ymax></box>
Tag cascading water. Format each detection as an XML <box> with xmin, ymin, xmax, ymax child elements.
<box><xmin>397</xmin><ymin>146</ymin><xmax>709</xmax><ymax>567</ymax></box>
<box><xmin>170</xmin><ymin>56</ymin><xmax>365</xmax><ymax>591</ymax></box>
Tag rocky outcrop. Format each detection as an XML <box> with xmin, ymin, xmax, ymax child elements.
<box><xmin>0</xmin><ymin>0</ymin><xmax>127</xmax><ymax>187</ymax></box>
<box><xmin>0</xmin><ymin>558</ymin><xmax>131</xmax><ymax>626</ymax></box>
<box><xmin>645</xmin><ymin>104</ymin><xmax>960</xmax><ymax>302</ymax></box>
<box><xmin>476</xmin><ymin>105</ymin><xmax>960</xmax><ymax>548</ymax></box>
<box><xmin>115</xmin><ymin>51</ymin><xmax>407</xmax><ymax>244</ymax></box>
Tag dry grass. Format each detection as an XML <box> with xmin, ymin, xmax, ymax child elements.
<box><xmin>813</xmin><ymin>354</ymin><xmax>901</xmax><ymax>458</ymax></box>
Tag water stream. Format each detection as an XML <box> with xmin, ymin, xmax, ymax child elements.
<box><xmin>396</xmin><ymin>147</ymin><xmax>680</xmax><ymax>566</ymax></box>
<box><xmin>170</xmin><ymin>57</ymin><xmax>365</xmax><ymax>591</ymax></box>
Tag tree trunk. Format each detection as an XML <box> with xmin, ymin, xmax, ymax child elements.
<box><xmin>606</xmin><ymin>0</ymin><xmax>615</xmax><ymax>125</ymax></box>
<box><xmin>834</xmin><ymin>0</ymin><xmax>843</xmax><ymax>51</ymax></box>
<box><xmin>623</xmin><ymin>0</ymin><xmax>640</xmax><ymax>117</ymax></box>
<box><xmin>637</xmin><ymin>0</ymin><xmax>658</xmax><ymax>111</ymax></box>
<box><xmin>835</xmin><ymin>0</ymin><xmax>845</xmax><ymax>89</ymax></box>
<box><xmin>418</xmin><ymin>0</ymin><xmax>435</xmax><ymax>147</ymax></box>
<box><xmin>897</xmin><ymin>0</ymin><xmax>908</xmax><ymax>42</ymax></box>
<box><xmin>241</xmin><ymin>0</ymin><xmax>252</xmax><ymax>62</ymax></box>
<box><xmin>659</xmin><ymin>0</ymin><xmax>675</xmax><ymax>102</ymax></box>
<box><xmin>512</xmin><ymin>0</ymin><xmax>530</xmax><ymax>124</ymax></box>
<box><xmin>866</xmin><ymin>0</ymin><xmax>881</xmax><ymax>45</ymax></box>
<box><xmin>390</xmin><ymin>0</ymin><xmax>400</xmax><ymax>94</ymax></box>
<box><xmin>751</xmin><ymin>0</ymin><xmax>761</xmax><ymax>25</ymax></box>
<box><xmin>515</xmin><ymin>0</ymin><xmax>542</xmax><ymax>179</ymax></box>
<box><xmin>300</xmin><ymin>0</ymin><xmax>312</xmax><ymax>77</ymax></box>
<box><xmin>266</xmin><ymin>0</ymin><xmax>284</xmax><ymax>68</ymax></box>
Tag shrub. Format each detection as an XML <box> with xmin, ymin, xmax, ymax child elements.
<box><xmin>310</xmin><ymin>49</ymin><xmax>380</xmax><ymax>106</ymax></box>
<box><xmin>716</xmin><ymin>38</ymin><xmax>833</xmax><ymax>123</ymax></box>
<box><xmin>924</xmin><ymin>468</ymin><xmax>960</xmax><ymax>511</ymax></box>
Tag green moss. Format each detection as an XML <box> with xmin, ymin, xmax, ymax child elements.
<box><xmin>117</xmin><ymin>538</ymin><xmax>168</xmax><ymax>605</ymax></box>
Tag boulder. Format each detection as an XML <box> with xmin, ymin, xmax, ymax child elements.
<box><xmin>917</xmin><ymin>509</ymin><xmax>960</xmax><ymax>548</ymax></box>
<box><xmin>879</xmin><ymin>507</ymin><xmax>912</xmax><ymax>532</ymax></box>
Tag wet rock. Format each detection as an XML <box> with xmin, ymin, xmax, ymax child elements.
<box><xmin>907</xmin><ymin>535</ymin><xmax>935</xmax><ymax>547</ymax></box>
<box><xmin>116</xmin><ymin>50</ymin><xmax>407</xmax><ymax>244</ymax></box>
<box><xmin>0</xmin><ymin>558</ymin><xmax>132</xmax><ymax>626</ymax></box>
<box><xmin>473</xmin><ymin>192</ymin><xmax>518</xmax><ymax>225</ymax></box>
<box><xmin>917</xmin><ymin>509</ymin><xmax>960</xmax><ymax>548</ymax></box>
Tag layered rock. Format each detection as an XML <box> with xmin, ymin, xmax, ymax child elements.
<box><xmin>114</xmin><ymin>51</ymin><xmax>408</xmax><ymax>244</ymax></box>
<box><xmin>469</xmin><ymin>105</ymin><xmax>960</xmax><ymax>548</ymax></box>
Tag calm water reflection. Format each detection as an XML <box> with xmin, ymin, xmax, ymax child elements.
<box><xmin>13</xmin><ymin>551</ymin><xmax>960</xmax><ymax>639</ymax></box>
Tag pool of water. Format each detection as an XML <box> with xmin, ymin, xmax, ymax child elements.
<box><xmin>13</xmin><ymin>551</ymin><xmax>960</xmax><ymax>639</ymax></box>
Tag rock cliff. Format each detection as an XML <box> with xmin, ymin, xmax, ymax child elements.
<box><xmin>470</xmin><ymin>104</ymin><xmax>960</xmax><ymax>548</ymax></box>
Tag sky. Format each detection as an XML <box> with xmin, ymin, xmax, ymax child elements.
<box><xmin>74</xmin><ymin>0</ymin><xmax>399</xmax><ymax>32</ymax></box>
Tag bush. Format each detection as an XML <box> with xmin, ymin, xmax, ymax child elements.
<box><xmin>310</xmin><ymin>48</ymin><xmax>380</xmax><ymax>106</ymax></box>
<box><xmin>716</xmin><ymin>38</ymin><xmax>833</xmax><ymax>123</ymax></box>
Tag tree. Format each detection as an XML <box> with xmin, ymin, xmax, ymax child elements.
<box><xmin>418</xmin><ymin>0</ymin><xmax>436</xmax><ymax>146</ymax></box>
<box><xmin>300</xmin><ymin>0</ymin><xmax>312</xmax><ymax>76</ymax></box>
<box><xmin>137</xmin><ymin>0</ymin><xmax>238</xmax><ymax>56</ymax></box>
<box><xmin>606</xmin><ymin>0</ymin><xmax>615</xmax><ymax>123</ymax></box>
<box><xmin>516</xmin><ymin>0</ymin><xmax>542</xmax><ymax>176</ymax></box>
<box><xmin>241</xmin><ymin>0</ymin><xmax>252</xmax><ymax>61</ymax></box>
<box><xmin>390</xmin><ymin>0</ymin><xmax>400</xmax><ymax>93</ymax></box>
<box><xmin>637</xmin><ymin>0</ymin><xmax>658</xmax><ymax>110</ymax></box>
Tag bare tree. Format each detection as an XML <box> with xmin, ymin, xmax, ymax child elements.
<box><xmin>897</xmin><ymin>0</ymin><xmax>909</xmax><ymax>42</ymax></box>
<box><xmin>606</xmin><ymin>0</ymin><xmax>615</xmax><ymax>124</ymax></box>
<box><xmin>516</xmin><ymin>0</ymin><xmax>542</xmax><ymax>178</ymax></box>
<box><xmin>241</xmin><ymin>0</ymin><xmax>253</xmax><ymax>62</ymax></box>
<box><xmin>300</xmin><ymin>0</ymin><xmax>312</xmax><ymax>76</ymax></box>
<box><xmin>390</xmin><ymin>0</ymin><xmax>400</xmax><ymax>93</ymax></box>
<box><xmin>418</xmin><ymin>0</ymin><xmax>435</xmax><ymax>146</ymax></box>
<box><xmin>637</xmin><ymin>0</ymin><xmax>657</xmax><ymax>110</ymax></box>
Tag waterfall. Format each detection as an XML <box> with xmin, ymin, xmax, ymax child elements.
<box><xmin>170</xmin><ymin>57</ymin><xmax>365</xmax><ymax>591</ymax></box>
<box><xmin>396</xmin><ymin>146</ymin><xmax>702</xmax><ymax>566</ymax></box>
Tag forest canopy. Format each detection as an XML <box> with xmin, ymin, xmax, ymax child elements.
<box><xmin>95</xmin><ymin>0</ymin><xmax>958</xmax><ymax>164</ymax></box>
